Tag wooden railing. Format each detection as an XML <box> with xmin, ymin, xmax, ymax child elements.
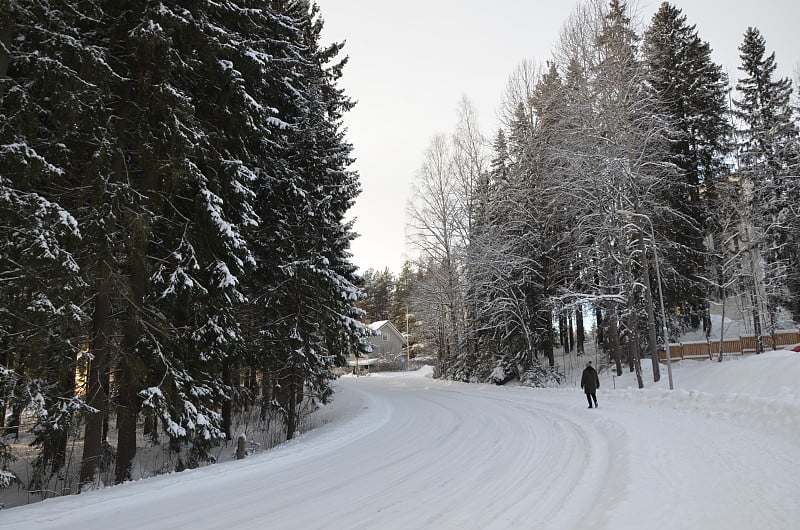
<box><xmin>657</xmin><ymin>330</ymin><xmax>800</xmax><ymax>360</ymax></box>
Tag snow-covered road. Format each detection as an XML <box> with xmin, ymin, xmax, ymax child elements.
<box><xmin>5</xmin><ymin>359</ymin><xmax>800</xmax><ymax>529</ymax></box>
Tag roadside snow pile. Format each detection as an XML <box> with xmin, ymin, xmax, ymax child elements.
<box><xmin>611</xmin><ymin>349</ymin><xmax>800</xmax><ymax>446</ymax></box>
<box><xmin>659</xmin><ymin>349</ymin><xmax>800</xmax><ymax>399</ymax></box>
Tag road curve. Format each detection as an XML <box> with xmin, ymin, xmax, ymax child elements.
<box><xmin>5</xmin><ymin>371</ymin><xmax>799</xmax><ymax>529</ymax></box>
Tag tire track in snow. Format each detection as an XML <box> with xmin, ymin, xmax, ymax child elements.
<box><xmin>470</xmin><ymin>388</ymin><xmax>629</xmax><ymax>529</ymax></box>
<box><xmin>10</xmin><ymin>371</ymin><xmax>798</xmax><ymax>529</ymax></box>
<box><xmin>307</xmin><ymin>378</ymin><xmax>630</xmax><ymax>530</ymax></box>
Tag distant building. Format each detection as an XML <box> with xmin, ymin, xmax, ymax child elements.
<box><xmin>346</xmin><ymin>320</ymin><xmax>407</xmax><ymax>374</ymax></box>
<box><xmin>365</xmin><ymin>320</ymin><xmax>407</xmax><ymax>361</ymax></box>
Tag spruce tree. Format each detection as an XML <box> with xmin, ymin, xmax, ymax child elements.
<box><xmin>73</xmin><ymin>0</ymin><xmax>267</xmax><ymax>482</ymax></box>
<box><xmin>583</xmin><ymin>0</ymin><xmax>678</xmax><ymax>378</ymax></box>
<box><xmin>390</xmin><ymin>262</ymin><xmax>416</xmax><ymax>352</ymax></box>
<box><xmin>107</xmin><ymin>0</ymin><xmax>284</xmax><ymax>478</ymax></box>
<box><xmin>246</xmin><ymin>1</ymin><xmax>368</xmax><ymax>438</ymax></box>
<box><xmin>1</xmin><ymin>0</ymin><xmax>368</xmax><ymax>492</ymax></box>
<box><xmin>361</xmin><ymin>268</ymin><xmax>396</xmax><ymax>322</ymax></box>
<box><xmin>1</xmin><ymin>0</ymin><xmax>107</xmax><ymax>487</ymax></box>
<box><xmin>733</xmin><ymin>27</ymin><xmax>800</xmax><ymax>336</ymax></box>
<box><xmin>471</xmin><ymin>82</ymin><xmax>549</xmax><ymax>376</ymax></box>
<box><xmin>643</xmin><ymin>2</ymin><xmax>731</xmax><ymax>333</ymax></box>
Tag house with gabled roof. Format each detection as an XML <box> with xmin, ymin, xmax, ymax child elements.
<box><xmin>365</xmin><ymin>320</ymin><xmax>406</xmax><ymax>360</ymax></box>
<box><xmin>346</xmin><ymin>319</ymin><xmax>407</xmax><ymax>373</ymax></box>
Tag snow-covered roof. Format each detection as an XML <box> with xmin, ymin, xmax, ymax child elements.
<box><xmin>366</xmin><ymin>320</ymin><xmax>406</xmax><ymax>344</ymax></box>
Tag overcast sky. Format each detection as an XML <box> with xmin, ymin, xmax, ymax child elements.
<box><xmin>320</xmin><ymin>0</ymin><xmax>799</xmax><ymax>274</ymax></box>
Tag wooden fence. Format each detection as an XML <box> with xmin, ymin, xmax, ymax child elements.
<box><xmin>658</xmin><ymin>330</ymin><xmax>800</xmax><ymax>361</ymax></box>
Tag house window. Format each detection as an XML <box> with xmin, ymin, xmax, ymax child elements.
<box><xmin>382</xmin><ymin>332</ymin><xmax>388</xmax><ymax>342</ymax></box>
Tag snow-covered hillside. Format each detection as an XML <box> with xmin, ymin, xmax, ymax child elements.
<box><xmin>4</xmin><ymin>348</ymin><xmax>800</xmax><ymax>530</ymax></box>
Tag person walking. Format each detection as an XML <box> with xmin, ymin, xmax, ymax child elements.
<box><xmin>581</xmin><ymin>361</ymin><xmax>599</xmax><ymax>408</ymax></box>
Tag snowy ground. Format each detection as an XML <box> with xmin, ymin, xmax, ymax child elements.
<box><xmin>3</xmin><ymin>347</ymin><xmax>800</xmax><ymax>530</ymax></box>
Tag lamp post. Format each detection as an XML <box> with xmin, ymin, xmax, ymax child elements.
<box><xmin>619</xmin><ymin>210</ymin><xmax>674</xmax><ymax>390</ymax></box>
<box><xmin>650</xmin><ymin>227</ymin><xmax>674</xmax><ymax>390</ymax></box>
<box><xmin>405</xmin><ymin>305</ymin><xmax>410</xmax><ymax>370</ymax></box>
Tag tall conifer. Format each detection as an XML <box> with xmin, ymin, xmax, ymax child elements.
<box><xmin>1</xmin><ymin>0</ymin><xmax>106</xmax><ymax>487</ymax></box>
<box><xmin>733</xmin><ymin>27</ymin><xmax>799</xmax><ymax>333</ymax></box>
<box><xmin>643</xmin><ymin>2</ymin><xmax>731</xmax><ymax>332</ymax></box>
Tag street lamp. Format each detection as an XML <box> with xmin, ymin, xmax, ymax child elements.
<box><xmin>619</xmin><ymin>210</ymin><xmax>674</xmax><ymax>390</ymax></box>
<box><xmin>405</xmin><ymin>306</ymin><xmax>410</xmax><ymax>370</ymax></box>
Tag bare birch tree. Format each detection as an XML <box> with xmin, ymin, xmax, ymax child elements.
<box><xmin>407</xmin><ymin>99</ymin><xmax>489</xmax><ymax>380</ymax></box>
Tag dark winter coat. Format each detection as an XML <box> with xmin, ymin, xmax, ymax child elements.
<box><xmin>581</xmin><ymin>366</ymin><xmax>599</xmax><ymax>394</ymax></box>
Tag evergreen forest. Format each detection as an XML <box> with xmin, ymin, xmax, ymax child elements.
<box><xmin>1</xmin><ymin>0</ymin><xmax>369</xmax><ymax>495</ymax></box>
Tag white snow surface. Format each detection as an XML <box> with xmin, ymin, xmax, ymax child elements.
<box><xmin>4</xmin><ymin>350</ymin><xmax>800</xmax><ymax>529</ymax></box>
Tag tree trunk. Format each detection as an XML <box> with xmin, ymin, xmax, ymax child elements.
<box><xmin>748</xmin><ymin>241</ymin><xmax>764</xmax><ymax>354</ymax></box>
<box><xmin>80</xmin><ymin>272</ymin><xmax>112</xmax><ymax>487</ymax></box>
<box><xmin>607</xmin><ymin>308</ymin><xmax>622</xmax><ymax>376</ymax></box>
<box><xmin>595</xmin><ymin>305</ymin><xmax>604</xmax><ymax>347</ymax></box>
<box><xmin>636</xmin><ymin>225</ymin><xmax>661</xmax><ymax>382</ymax></box>
<box><xmin>114</xmin><ymin>356</ymin><xmax>139</xmax><ymax>484</ymax></box>
<box><xmin>575</xmin><ymin>305</ymin><xmax>585</xmax><ymax>356</ymax></box>
<box><xmin>285</xmin><ymin>373</ymin><xmax>299</xmax><ymax>440</ymax></box>
<box><xmin>601</xmin><ymin>237</ymin><xmax>622</xmax><ymax>375</ymax></box>
<box><xmin>7</xmin><ymin>377</ymin><xmax>24</xmax><ymax>439</ymax></box>
<box><xmin>717</xmin><ymin>291</ymin><xmax>727</xmax><ymax>362</ymax></box>
<box><xmin>544</xmin><ymin>311</ymin><xmax>555</xmax><ymax>368</ymax></box>
<box><xmin>567</xmin><ymin>311</ymin><xmax>575</xmax><ymax>353</ymax></box>
<box><xmin>626</xmin><ymin>319</ymin><xmax>643</xmax><ymax>388</ymax></box>
<box><xmin>222</xmin><ymin>358</ymin><xmax>234</xmax><ymax>440</ymax></box>
<box><xmin>142</xmin><ymin>411</ymin><xmax>155</xmax><ymax>439</ymax></box>
<box><xmin>0</xmin><ymin>17</ymin><xmax>12</xmax><ymax>98</ymax></box>
<box><xmin>0</xmin><ymin>347</ymin><xmax>7</xmax><ymax>428</ymax></box>
<box><xmin>625</xmin><ymin>261</ymin><xmax>644</xmax><ymax>388</ymax></box>
<box><xmin>243</xmin><ymin>367</ymin><xmax>256</xmax><ymax>411</ymax></box>
<box><xmin>101</xmin><ymin>394</ymin><xmax>110</xmax><ymax>444</ymax></box>
<box><xmin>260</xmin><ymin>370</ymin><xmax>273</xmax><ymax>422</ymax></box>
<box><xmin>624</xmin><ymin>317</ymin><xmax>634</xmax><ymax>372</ymax></box>
<box><xmin>751</xmin><ymin>288</ymin><xmax>763</xmax><ymax>354</ymax></box>
<box><xmin>51</xmin><ymin>360</ymin><xmax>77</xmax><ymax>470</ymax></box>
<box><xmin>115</xmin><ymin>216</ymin><xmax>147</xmax><ymax>484</ymax></box>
